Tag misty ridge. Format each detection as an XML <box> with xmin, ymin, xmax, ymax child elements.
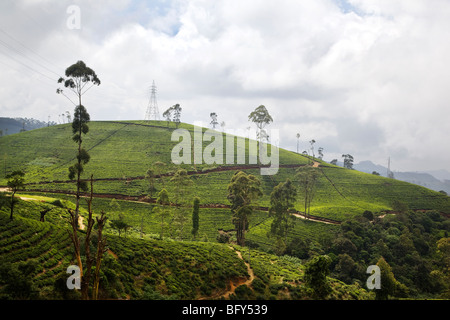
<box><xmin>354</xmin><ymin>160</ymin><xmax>450</xmax><ymax>194</ymax></box>
<box><xmin>0</xmin><ymin>117</ymin><xmax>57</xmax><ymax>135</ymax></box>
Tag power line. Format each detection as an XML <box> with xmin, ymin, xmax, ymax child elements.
<box><xmin>0</xmin><ymin>46</ymin><xmax>58</xmax><ymax>82</ymax></box>
<box><xmin>0</xmin><ymin>27</ymin><xmax>63</xmax><ymax>78</ymax></box>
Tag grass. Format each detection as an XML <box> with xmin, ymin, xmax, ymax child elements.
<box><xmin>1</xmin><ymin>120</ymin><xmax>448</xmax><ymax>300</ymax></box>
<box><xmin>0</xmin><ymin>198</ymin><xmax>371</xmax><ymax>300</ymax></box>
<box><xmin>2</xmin><ymin>120</ymin><xmax>449</xmax><ymax>252</ymax></box>
<box><xmin>0</xmin><ymin>195</ymin><xmax>374</xmax><ymax>300</ymax></box>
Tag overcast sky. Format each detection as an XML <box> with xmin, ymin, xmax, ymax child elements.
<box><xmin>1</xmin><ymin>0</ymin><xmax>449</xmax><ymax>172</ymax></box>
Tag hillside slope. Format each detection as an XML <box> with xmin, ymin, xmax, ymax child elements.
<box><xmin>0</xmin><ymin>199</ymin><xmax>371</xmax><ymax>300</ymax></box>
<box><xmin>1</xmin><ymin>121</ymin><xmax>449</xmax><ymax>300</ymax></box>
<box><xmin>1</xmin><ymin>120</ymin><xmax>449</xmax><ymax>251</ymax></box>
<box><xmin>1</xmin><ymin>120</ymin><xmax>449</xmax><ymax>216</ymax></box>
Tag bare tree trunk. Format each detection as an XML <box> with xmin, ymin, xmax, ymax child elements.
<box><xmin>9</xmin><ymin>192</ymin><xmax>15</xmax><ymax>220</ymax></box>
<box><xmin>40</xmin><ymin>208</ymin><xmax>51</xmax><ymax>222</ymax></box>
<box><xmin>93</xmin><ymin>210</ymin><xmax>107</xmax><ymax>300</ymax></box>
<box><xmin>81</xmin><ymin>175</ymin><xmax>97</xmax><ymax>300</ymax></box>
<box><xmin>68</xmin><ymin>209</ymin><xmax>83</xmax><ymax>287</ymax></box>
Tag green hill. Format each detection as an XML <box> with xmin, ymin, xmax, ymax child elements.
<box><xmin>0</xmin><ymin>198</ymin><xmax>371</xmax><ymax>300</ymax></box>
<box><xmin>1</xmin><ymin>120</ymin><xmax>449</xmax><ymax>300</ymax></box>
<box><xmin>1</xmin><ymin>120</ymin><xmax>448</xmax><ymax>212</ymax></box>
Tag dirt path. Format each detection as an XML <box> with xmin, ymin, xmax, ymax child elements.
<box><xmin>199</xmin><ymin>246</ymin><xmax>256</xmax><ymax>300</ymax></box>
<box><xmin>291</xmin><ymin>212</ymin><xmax>337</xmax><ymax>225</ymax></box>
<box><xmin>22</xmin><ymin>162</ymin><xmax>321</xmax><ymax>187</ymax></box>
<box><xmin>220</xmin><ymin>247</ymin><xmax>255</xmax><ymax>299</ymax></box>
<box><xmin>20</xmin><ymin>186</ymin><xmax>340</xmax><ymax>225</ymax></box>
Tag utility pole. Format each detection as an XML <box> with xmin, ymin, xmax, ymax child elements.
<box><xmin>387</xmin><ymin>157</ymin><xmax>394</xmax><ymax>179</ymax></box>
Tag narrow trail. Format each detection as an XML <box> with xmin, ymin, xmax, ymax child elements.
<box><xmin>22</xmin><ymin>162</ymin><xmax>320</xmax><ymax>187</ymax></box>
<box><xmin>5</xmin><ymin>160</ymin><xmax>341</xmax><ymax>225</ymax></box>
<box><xmin>222</xmin><ymin>248</ymin><xmax>255</xmax><ymax>299</ymax></box>
<box><xmin>202</xmin><ymin>246</ymin><xmax>255</xmax><ymax>300</ymax></box>
<box><xmin>19</xmin><ymin>187</ymin><xmax>341</xmax><ymax>225</ymax></box>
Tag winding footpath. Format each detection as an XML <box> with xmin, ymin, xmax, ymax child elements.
<box><xmin>222</xmin><ymin>247</ymin><xmax>255</xmax><ymax>299</ymax></box>
<box><xmin>201</xmin><ymin>246</ymin><xmax>255</xmax><ymax>300</ymax></box>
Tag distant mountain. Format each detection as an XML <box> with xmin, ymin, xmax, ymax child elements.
<box><xmin>354</xmin><ymin>160</ymin><xmax>450</xmax><ymax>194</ymax></box>
<box><xmin>0</xmin><ymin>117</ymin><xmax>56</xmax><ymax>136</ymax></box>
<box><xmin>421</xmin><ymin>169</ymin><xmax>450</xmax><ymax>182</ymax></box>
<box><xmin>353</xmin><ymin>160</ymin><xmax>388</xmax><ymax>176</ymax></box>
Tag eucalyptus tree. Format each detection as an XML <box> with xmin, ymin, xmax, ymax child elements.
<box><xmin>309</xmin><ymin>139</ymin><xmax>316</xmax><ymax>158</ymax></box>
<box><xmin>318</xmin><ymin>147</ymin><xmax>324</xmax><ymax>160</ymax></box>
<box><xmin>172</xmin><ymin>104</ymin><xmax>182</xmax><ymax>128</ymax></box>
<box><xmin>210</xmin><ymin>112</ymin><xmax>218</xmax><ymax>129</ymax></box>
<box><xmin>342</xmin><ymin>154</ymin><xmax>354</xmax><ymax>170</ymax></box>
<box><xmin>268</xmin><ymin>178</ymin><xmax>297</xmax><ymax>253</ymax></box>
<box><xmin>170</xmin><ymin>169</ymin><xmax>192</xmax><ymax>240</ymax></box>
<box><xmin>56</xmin><ymin>60</ymin><xmax>100</xmax><ymax>222</ymax></box>
<box><xmin>227</xmin><ymin>171</ymin><xmax>262</xmax><ymax>246</ymax></box>
<box><xmin>248</xmin><ymin>105</ymin><xmax>273</xmax><ymax>160</ymax></box>
<box><xmin>163</xmin><ymin>107</ymin><xmax>173</xmax><ymax>127</ymax></box>
<box><xmin>296</xmin><ymin>166</ymin><xmax>319</xmax><ymax>220</ymax></box>
<box><xmin>56</xmin><ymin>61</ymin><xmax>103</xmax><ymax>300</ymax></box>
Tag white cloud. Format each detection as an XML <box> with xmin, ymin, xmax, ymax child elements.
<box><xmin>1</xmin><ymin>0</ymin><xmax>450</xmax><ymax>172</ymax></box>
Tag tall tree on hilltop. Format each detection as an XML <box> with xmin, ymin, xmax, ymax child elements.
<box><xmin>210</xmin><ymin>112</ymin><xmax>218</xmax><ymax>129</ymax></box>
<box><xmin>342</xmin><ymin>154</ymin><xmax>354</xmax><ymax>170</ymax></box>
<box><xmin>309</xmin><ymin>139</ymin><xmax>316</xmax><ymax>158</ymax></box>
<box><xmin>163</xmin><ymin>106</ymin><xmax>173</xmax><ymax>127</ymax></box>
<box><xmin>57</xmin><ymin>60</ymin><xmax>101</xmax><ymax>107</ymax></box>
<box><xmin>172</xmin><ymin>104</ymin><xmax>182</xmax><ymax>128</ymax></box>
<box><xmin>227</xmin><ymin>171</ymin><xmax>262</xmax><ymax>246</ymax></box>
<box><xmin>57</xmin><ymin>60</ymin><xmax>100</xmax><ymax>224</ymax></box>
<box><xmin>318</xmin><ymin>147</ymin><xmax>324</xmax><ymax>160</ymax></box>
<box><xmin>57</xmin><ymin>61</ymin><xmax>102</xmax><ymax>300</ymax></box>
<box><xmin>248</xmin><ymin>105</ymin><xmax>273</xmax><ymax>161</ymax></box>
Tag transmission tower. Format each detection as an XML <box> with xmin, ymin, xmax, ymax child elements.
<box><xmin>145</xmin><ymin>80</ymin><xmax>160</xmax><ymax>121</ymax></box>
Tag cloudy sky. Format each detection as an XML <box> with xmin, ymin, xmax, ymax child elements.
<box><xmin>1</xmin><ymin>0</ymin><xmax>449</xmax><ymax>172</ymax></box>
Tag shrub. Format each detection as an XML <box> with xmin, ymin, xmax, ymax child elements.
<box><xmin>217</xmin><ymin>232</ymin><xmax>230</xmax><ymax>244</ymax></box>
<box><xmin>251</xmin><ymin>278</ymin><xmax>266</xmax><ymax>293</ymax></box>
<box><xmin>304</xmin><ymin>255</ymin><xmax>332</xmax><ymax>299</ymax></box>
<box><xmin>363</xmin><ymin>210</ymin><xmax>374</xmax><ymax>221</ymax></box>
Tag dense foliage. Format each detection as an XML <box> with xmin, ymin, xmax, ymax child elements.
<box><xmin>1</xmin><ymin>121</ymin><xmax>450</xmax><ymax>300</ymax></box>
<box><xmin>324</xmin><ymin>209</ymin><xmax>450</xmax><ymax>298</ymax></box>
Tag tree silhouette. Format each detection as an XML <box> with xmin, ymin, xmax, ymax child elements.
<box><xmin>6</xmin><ymin>170</ymin><xmax>25</xmax><ymax>220</ymax></box>
<box><xmin>210</xmin><ymin>112</ymin><xmax>218</xmax><ymax>129</ymax></box>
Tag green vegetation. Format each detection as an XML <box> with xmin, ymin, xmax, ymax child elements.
<box><xmin>326</xmin><ymin>209</ymin><xmax>450</xmax><ymax>299</ymax></box>
<box><xmin>1</xmin><ymin>120</ymin><xmax>450</xmax><ymax>300</ymax></box>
